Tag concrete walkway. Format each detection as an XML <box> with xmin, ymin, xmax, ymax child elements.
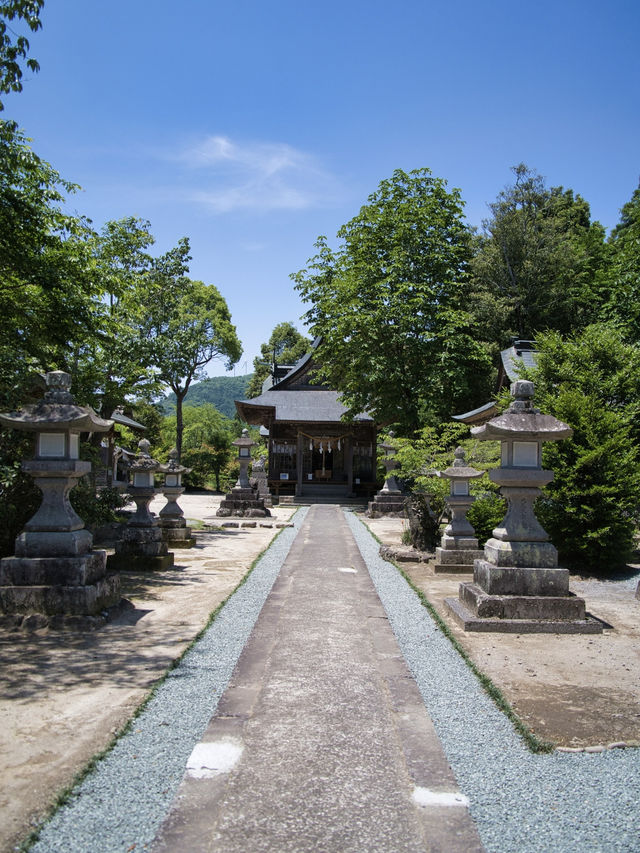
<box><xmin>153</xmin><ymin>505</ymin><xmax>483</xmax><ymax>852</ymax></box>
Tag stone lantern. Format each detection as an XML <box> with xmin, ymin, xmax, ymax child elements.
<box><xmin>157</xmin><ymin>448</ymin><xmax>195</xmax><ymax>548</ymax></box>
<box><xmin>0</xmin><ymin>370</ymin><xmax>121</xmax><ymax>628</ymax></box>
<box><xmin>433</xmin><ymin>447</ymin><xmax>484</xmax><ymax>574</ymax></box>
<box><xmin>217</xmin><ymin>429</ymin><xmax>271</xmax><ymax>517</ymax></box>
<box><xmin>446</xmin><ymin>380</ymin><xmax>602</xmax><ymax>633</ymax></box>
<box><xmin>107</xmin><ymin>439</ymin><xmax>174</xmax><ymax>571</ymax></box>
<box><xmin>366</xmin><ymin>431</ymin><xmax>406</xmax><ymax>517</ymax></box>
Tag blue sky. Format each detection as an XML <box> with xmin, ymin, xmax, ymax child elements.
<box><xmin>7</xmin><ymin>0</ymin><xmax>640</xmax><ymax>377</ymax></box>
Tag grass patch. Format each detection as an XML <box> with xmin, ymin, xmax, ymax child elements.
<box><xmin>358</xmin><ymin>516</ymin><xmax>555</xmax><ymax>755</ymax></box>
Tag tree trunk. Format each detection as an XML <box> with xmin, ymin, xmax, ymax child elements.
<box><xmin>175</xmin><ymin>388</ymin><xmax>186</xmax><ymax>459</ymax></box>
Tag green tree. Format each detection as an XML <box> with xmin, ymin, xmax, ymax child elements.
<box><xmin>528</xmin><ymin>325</ymin><xmax>640</xmax><ymax>572</ymax></box>
<box><xmin>0</xmin><ymin>0</ymin><xmax>44</xmax><ymax>109</ymax></box>
<box><xmin>469</xmin><ymin>164</ymin><xmax>610</xmax><ymax>346</ymax></box>
<box><xmin>67</xmin><ymin>217</ymin><xmax>192</xmax><ymax>419</ymax></box>
<box><xmin>245</xmin><ymin>321</ymin><xmax>311</xmax><ymax>398</ymax></box>
<box><xmin>161</xmin><ymin>404</ymin><xmax>234</xmax><ymax>490</ymax></box>
<box><xmin>0</xmin><ymin>121</ymin><xmax>98</xmax><ymax>408</ymax></box>
<box><xmin>606</xmin><ymin>182</ymin><xmax>640</xmax><ymax>340</ymax></box>
<box><xmin>147</xmin><ymin>279</ymin><xmax>242</xmax><ymax>457</ymax></box>
<box><xmin>292</xmin><ymin>168</ymin><xmax>493</xmax><ymax>434</ymax></box>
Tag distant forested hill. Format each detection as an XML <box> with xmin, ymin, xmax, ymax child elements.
<box><xmin>161</xmin><ymin>374</ymin><xmax>253</xmax><ymax>419</ymax></box>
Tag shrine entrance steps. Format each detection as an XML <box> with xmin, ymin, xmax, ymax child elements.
<box><xmin>153</xmin><ymin>505</ymin><xmax>482</xmax><ymax>853</ymax></box>
<box><xmin>292</xmin><ymin>483</ymin><xmax>368</xmax><ymax>506</ymax></box>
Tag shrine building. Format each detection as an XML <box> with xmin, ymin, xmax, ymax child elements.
<box><xmin>234</xmin><ymin>341</ymin><xmax>378</xmax><ymax>502</ymax></box>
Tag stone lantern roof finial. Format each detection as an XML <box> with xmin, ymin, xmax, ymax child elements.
<box><xmin>43</xmin><ymin>370</ymin><xmax>74</xmax><ymax>404</ymax></box>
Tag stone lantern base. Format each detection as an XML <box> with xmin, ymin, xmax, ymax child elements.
<box><xmin>445</xmin><ymin>558</ymin><xmax>604</xmax><ymax>634</ymax></box>
<box><xmin>0</xmin><ymin>549</ymin><xmax>121</xmax><ymax>630</ymax></box>
<box><xmin>216</xmin><ymin>486</ymin><xmax>271</xmax><ymax>518</ymax></box>
<box><xmin>434</xmin><ymin>541</ymin><xmax>484</xmax><ymax>574</ymax></box>
<box><xmin>366</xmin><ymin>491</ymin><xmax>406</xmax><ymax>518</ymax></box>
<box><xmin>160</xmin><ymin>518</ymin><xmax>196</xmax><ymax>549</ymax></box>
<box><xmin>107</xmin><ymin>527</ymin><xmax>175</xmax><ymax>572</ymax></box>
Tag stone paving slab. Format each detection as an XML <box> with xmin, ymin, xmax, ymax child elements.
<box><xmin>153</xmin><ymin>505</ymin><xmax>482</xmax><ymax>853</ymax></box>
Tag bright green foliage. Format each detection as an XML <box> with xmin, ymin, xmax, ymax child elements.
<box><xmin>292</xmin><ymin>168</ymin><xmax>493</xmax><ymax>434</ymax></box>
<box><xmin>147</xmin><ymin>281</ymin><xmax>242</xmax><ymax>457</ymax></box>
<box><xmin>537</xmin><ymin>390</ymin><xmax>640</xmax><ymax>572</ymax></box>
<box><xmin>392</xmin><ymin>421</ymin><xmax>504</xmax><ymax>543</ymax></box>
<box><xmin>67</xmin><ymin>217</ymin><xmax>176</xmax><ymax>416</ymax></box>
<box><xmin>162</xmin><ymin>375</ymin><xmax>251</xmax><ymax>419</ymax></box>
<box><xmin>0</xmin><ymin>120</ymin><xmax>96</xmax><ymax>407</ymax></box>
<box><xmin>161</xmin><ymin>404</ymin><xmax>234</xmax><ymax>490</ymax></box>
<box><xmin>606</xmin><ymin>183</ymin><xmax>640</xmax><ymax>341</ymax></box>
<box><xmin>529</xmin><ymin>326</ymin><xmax>640</xmax><ymax>572</ymax></box>
<box><xmin>0</xmin><ymin>0</ymin><xmax>44</xmax><ymax>108</ymax></box>
<box><xmin>245</xmin><ymin>322</ymin><xmax>311</xmax><ymax>398</ymax></box>
<box><xmin>527</xmin><ymin>325</ymin><xmax>640</xmax><ymax>442</ymax></box>
<box><xmin>466</xmin><ymin>494</ymin><xmax>506</xmax><ymax>546</ymax></box>
<box><xmin>469</xmin><ymin>164</ymin><xmax>611</xmax><ymax>347</ymax></box>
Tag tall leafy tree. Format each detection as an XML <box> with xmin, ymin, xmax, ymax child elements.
<box><xmin>161</xmin><ymin>404</ymin><xmax>234</xmax><ymax>490</ymax></box>
<box><xmin>146</xmin><ymin>279</ymin><xmax>242</xmax><ymax>457</ymax></box>
<box><xmin>0</xmin><ymin>0</ymin><xmax>44</xmax><ymax>109</ymax></box>
<box><xmin>292</xmin><ymin>168</ymin><xmax>493</xmax><ymax>434</ymax></box>
<box><xmin>469</xmin><ymin>164</ymin><xmax>610</xmax><ymax>347</ymax></box>
<box><xmin>525</xmin><ymin>325</ymin><xmax>640</xmax><ymax>572</ymax></box>
<box><xmin>65</xmin><ymin>217</ymin><xmax>192</xmax><ymax>419</ymax></box>
<box><xmin>0</xmin><ymin>120</ymin><xmax>97</xmax><ymax>408</ymax></box>
<box><xmin>606</xmin><ymin>182</ymin><xmax>640</xmax><ymax>341</ymax></box>
<box><xmin>245</xmin><ymin>321</ymin><xmax>311</xmax><ymax>398</ymax></box>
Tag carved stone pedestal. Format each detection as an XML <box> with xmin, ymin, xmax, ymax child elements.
<box><xmin>0</xmin><ymin>371</ymin><xmax>121</xmax><ymax>629</ymax></box>
<box><xmin>161</xmin><ymin>518</ymin><xmax>196</xmax><ymax>549</ymax></box>
<box><xmin>107</xmin><ymin>485</ymin><xmax>174</xmax><ymax>572</ymax></box>
<box><xmin>217</xmin><ymin>486</ymin><xmax>271</xmax><ymax>518</ymax></box>
<box><xmin>445</xmin><ymin>380</ymin><xmax>603</xmax><ymax>634</ymax></box>
<box><xmin>159</xmin><ymin>485</ymin><xmax>195</xmax><ymax>548</ymax></box>
<box><xmin>366</xmin><ymin>491</ymin><xmax>406</xmax><ymax>518</ymax></box>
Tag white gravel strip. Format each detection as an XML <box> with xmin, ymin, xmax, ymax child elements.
<box><xmin>345</xmin><ymin>510</ymin><xmax>640</xmax><ymax>853</ymax></box>
<box><xmin>29</xmin><ymin>509</ymin><xmax>308</xmax><ymax>853</ymax></box>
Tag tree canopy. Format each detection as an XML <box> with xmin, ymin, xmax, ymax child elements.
<box><xmin>145</xmin><ymin>278</ymin><xmax>242</xmax><ymax>456</ymax></box>
<box><xmin>468</xmin><ymin>164</ymin><xmax>610</xmax><ymax>347</ymax></box>
<box><xmin>605</xmin><ymin>182</ymin><xmax>640</xmax><ymax>341</ymax></box>
<box><xmin>245</xmin><ymin>321</ymin><xmax>311</xmax><ymax>398</ymax></box>
<box><xmin>292</xmin><ymin>168</ymin><xmax>493</xmax><ymax>434</ymax></box>
<box><xmin>0</xmin><ymin>0</ymin><xmax>43</xmax><ymax>109</ymax></box>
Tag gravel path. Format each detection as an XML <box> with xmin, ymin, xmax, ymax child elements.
<box><xmin>29</xmin><ymin>509</ymin><xmax>308</xmax><ymax>853</ymax></box>
<box><xmin>28</xmin><ymin>507</ymin><xmax>640</xmax><ymax>853</ymax></box>
<box><xmin>344</xmin><ymin>510</ymin><xmax>640</xmax><ymax>853</ymax></box>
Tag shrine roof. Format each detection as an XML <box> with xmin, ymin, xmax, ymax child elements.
<box><xmin>235</xmin><ymin>390</ymin><xmax>373</xmax><ymax>426</ymax></box>
<box><xmin>500</xmin><ymin>340</ymin><xmax>538</xmax><ymax>383</ymax></box>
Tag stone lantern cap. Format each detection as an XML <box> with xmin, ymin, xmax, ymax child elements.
<box><xmin>380</xmin><ymin>430</ymin><xmax>397</xmax><ymax>456</ymax></box>
<box><xmin>130</xmin><ymin>439</ymin><xmax>159</xmax><ymax>472</ymax></box>
<box><xmin>233</xmin><ymin>429</ymin><xmax>255</xmax><ymax>450</ymax></box>
<box><xmin>0</xmin><ymin>371</ymin><xmax>112</xmax><ymax>434</ymax></box>
<box><xmin>471</xmin><ymin>380</ymin><xmax>572</xmax><ymax>443</ymax></box>
<box><xmin>439</xmin><ymin>447</ymin><xmax>483</xmax><ymax>481</ymax></box>
<box><xmin>158</xmin><ymin>447</ymin><xmax>192</xmax><ymax>476</ymax></box>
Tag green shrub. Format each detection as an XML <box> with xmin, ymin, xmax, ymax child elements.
<box><xmin>537</xmin><ymin>389</ymin><xmax>640</xmax><ymax>573</ymax></box>
<box><xmin>70</xmin><ymin>480</ymin><xmax>126</xmax><ymax>527</ymax></box>
<box><xmin>467</xmin><ymin>493</ymin><xmax>506</xmax><ymax>545</ymax></box>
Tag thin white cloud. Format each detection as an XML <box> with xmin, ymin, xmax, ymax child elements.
<box><xmin>176</xmin><ymin>135</ymin><xmax>341</xmax><ymax>213</ymax></box>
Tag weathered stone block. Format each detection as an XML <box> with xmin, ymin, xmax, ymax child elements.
<box><xmin>483</xmin><ymin>537</ymin><xmax>558</xmax><ymax>568</ymax></box>
<box><xmin>0</xmin><ymin>572</ymin><xmax>120</xmax><ymax>616</ymax></box>
<box><xmin>459</xmin><ymin>582</ymin><xmax>586</xmax><ymax>620</ymax></box>
<box><xmin>473</xmin><ymin>560</ymin><xmax>570</xmax><ymax>596</ymax></box>
<box><xmin>0</xmin><ymin>550</ymin><xmax>107</xmax><ymax>587</ymax></box>
<box><xmin>15</xmin><ymin>529</ymin><xmax>93</xmax><ymax>558</ymax></box>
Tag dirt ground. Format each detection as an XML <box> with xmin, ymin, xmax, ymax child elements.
<box><xmin>1</xmin><ymin>502</ymin><xmax>640</xmax><ymax>851</ymax></box>
<box><xmin>366</xmin><ymin>515</ymin><xmax>640</xmax><ymax>750</ymax></box>
<box><xmin>0</xmin><ymin>494</ymin><xmax>295</xmax><ymax>853</ymax></box>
